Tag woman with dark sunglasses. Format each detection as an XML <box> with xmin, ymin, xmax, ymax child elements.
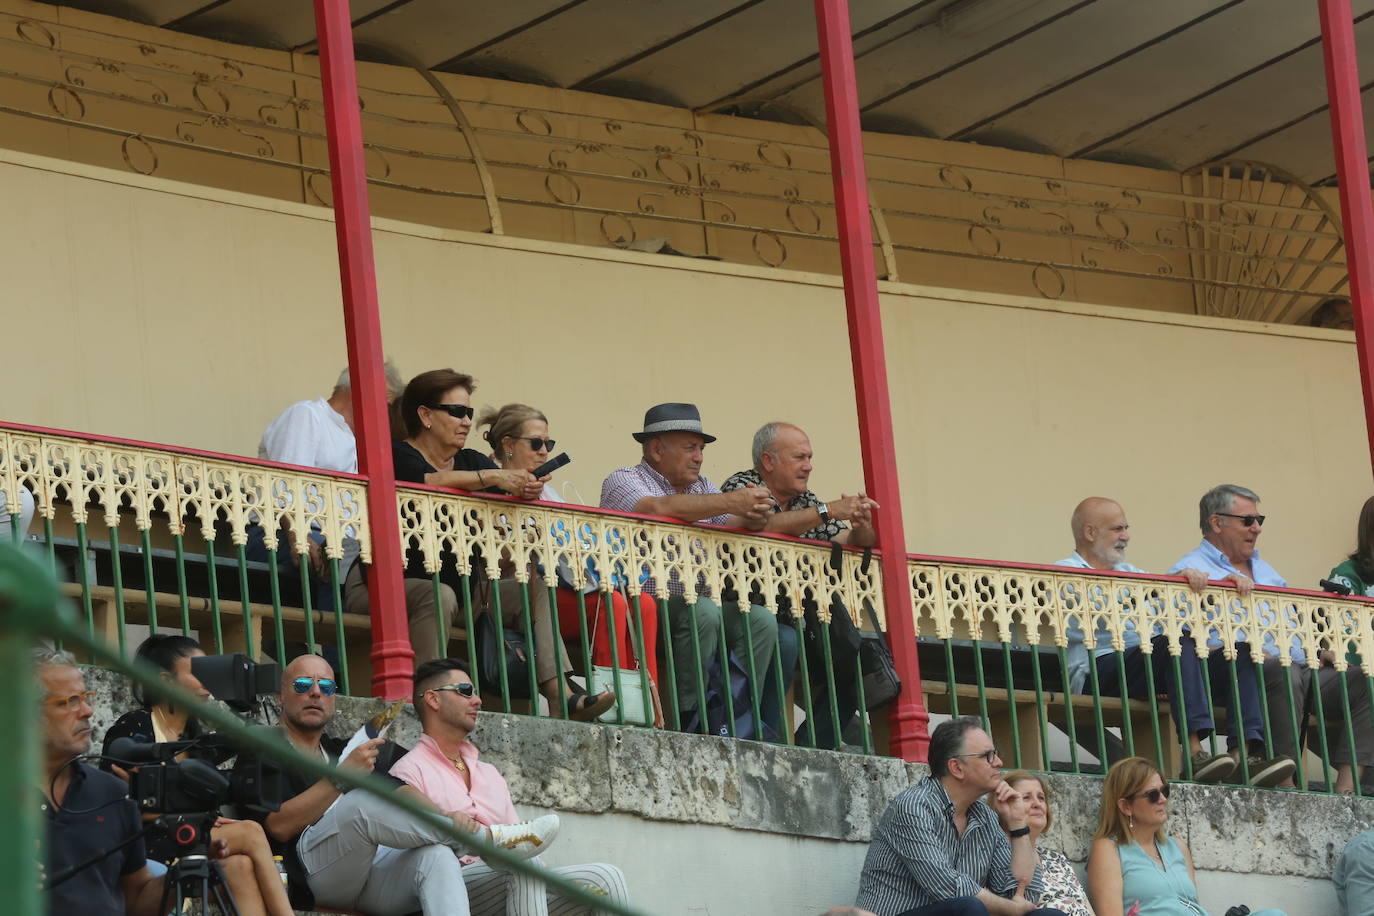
<box><xmin>346</xmin><ymin>370</ymin><xmax>614</xmax><ymax>721</ymax></box>
<box><xmin>100</xmin><ymin>634</ymin><xmax>295</xmax><ymax>916</ymax></box>
<box><xmin>478</xmin><ymin>403</ymin><xmax>665</xmax><ymax>728</ymax></box>
<box><xmin>1086</xmin><ymin>757</ymin><xmax>1285</xmax><ymax>916</ymax></box>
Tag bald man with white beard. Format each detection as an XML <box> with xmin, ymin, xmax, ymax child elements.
<box><xmin>1056</xmin><ymin>497</ymin><xmax>1235</xmax><ymax>784</ymax></box>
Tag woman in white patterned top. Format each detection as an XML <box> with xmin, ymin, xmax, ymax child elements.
<box><xmin>995</xmin><ymin>770</ymin><xmax>1095</xmax><ymax>916</ymax></box>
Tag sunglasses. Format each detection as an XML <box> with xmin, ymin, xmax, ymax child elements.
<box><xmin>428</xmin><ymin>682</ymin><xmax>476</xmax><ymax>697</ymax></box>
<box><xmin>514</xmin><ymin>437</ymin><xmax>556</xmax><ymax>452</ymax></box>
<box><xmin>1126</xmin><ymin>783</ymin><xmax>1171</xmax><ymax>803</ymax></box>
<box><xmin>1216</xmin><ymin>512</ymin><xmax>1265</xmax><ymax>527</ymax></box>
<box><xmin>44</xmin><ymin>690</ymin><xmax>96</xmax><ymax>712</ymax></box>
<box><xmin>954</xmin><ymin>748</ymin><xmax>1000</xmax><ymax>764</ymax></box>
<box><xmin>291</xmin><ymin>676</ymin><xmax>338</xmax><ymax>696</ymax></box>
<box><xmin>428</xmin><ymin>403</ymin><xmax>475</xmax><ymax>420</ymax></box>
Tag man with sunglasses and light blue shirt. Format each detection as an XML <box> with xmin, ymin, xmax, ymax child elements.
<box><xmin>1056</xmin><ymin>497</ymin><xmax>1236</xmax><ymax>784</ymax></box>
<box><xmin>236</xmin><ymin>654</ymin><xmax>540</xmax><ymax>915</ymax></box>
<box><xmin>1167</xmin><ymin>484</ymin><xmax>1300</xmax><ymax>788</ymax></box>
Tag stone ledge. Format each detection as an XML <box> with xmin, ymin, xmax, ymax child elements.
<box><xmin>82</xmin><ymin>667</ymin><xmax>1372</xmax><ymax>880</ymax></box>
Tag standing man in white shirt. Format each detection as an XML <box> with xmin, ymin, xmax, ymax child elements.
<box><xmin>251</xmin><ymin>363</ymin><xmax>404</xmax><ymax>614</ymax></box>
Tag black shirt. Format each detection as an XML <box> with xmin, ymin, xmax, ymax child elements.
<box><xmin>392</xmin><ymin>439</ymin><xmax>499</xmax><ymax>588</ymax></box>
<box><xmin>99</xmin><ymin>707</ymin><xmax>234</xmax><ymax>862</ymax></box>
<box><xmin>42</xmin><ymin>762</ymin><xmax>146</xmax><ymax>916</ymax></box>
<box><xmin>233</xmin><ymin>727</ymin><xmax>407</xmax><ymax>911</ymax></box>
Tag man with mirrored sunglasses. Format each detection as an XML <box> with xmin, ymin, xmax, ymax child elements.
<box><xmin>233</xmin><ymin>654</ymin><xmax>491</xmax><ymax>915</ymax></box>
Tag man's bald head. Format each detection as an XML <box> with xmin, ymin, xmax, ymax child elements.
<box><xmin>1070</xmin><ymin>497</ymin><xmax>1132</xmax><ymax>570</ymax></box>
<box><xmin>283</xmin><ymin>653</ymin><xmax>332</xmax><ymax>687</ymax></box>
<box><xmin>280</xmin><ymin>653</ymin><xmax>336</xmax><ymax>735</ymax></box>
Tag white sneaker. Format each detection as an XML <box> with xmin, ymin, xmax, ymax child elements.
<box><xmin>485</xmin><ymin>814</ymin><xmax>560</xmax><ymax>858</ymax></box>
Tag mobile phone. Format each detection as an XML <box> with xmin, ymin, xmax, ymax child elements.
<box><xmin>531</xmin><ymin>452</ymin><xmax>571</xmax><ymax>478</ymax></box>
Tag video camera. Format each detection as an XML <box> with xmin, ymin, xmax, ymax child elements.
<box><xmin>105</xmin><ymin>653</ymin><xmax>284</xmax><ymax>819</ymax></box>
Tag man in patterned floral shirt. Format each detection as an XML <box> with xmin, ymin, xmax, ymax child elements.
<box><xmin>723</xmin><ymin>422</ymin><xmax>879</xmax><ymax>748</ymax></box>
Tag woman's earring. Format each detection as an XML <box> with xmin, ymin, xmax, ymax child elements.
<box><xmin>1128</xmin><ymin>814</ymin><xmax>1134</xmax><ymax>831</ymax></box>
<box><xmin>505</xmin><ymin>452</ymin><xmax>514</xmax><ymax>460</ymax></box>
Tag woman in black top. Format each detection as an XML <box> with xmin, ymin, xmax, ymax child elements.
<box><xmin>355</xmin><ymin>368</ymin><xmax>614</xmax><ymax>721</ymax></box>
<box><xmin>101</xmin><ymin>634</ymin><xmax>294</xmax><ymax>916</ymax></box>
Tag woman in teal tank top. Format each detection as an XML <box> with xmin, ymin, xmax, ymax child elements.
<box><xmin>1086</xmin><ymin>758</ymin><xmax>1286</xmax><ymax>916</ymax></box>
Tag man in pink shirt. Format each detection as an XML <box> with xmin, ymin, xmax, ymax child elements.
<box><xmin>390</xmin><ymin>659</ymin><xmax>630</xmax><ymax>915</ymax></box>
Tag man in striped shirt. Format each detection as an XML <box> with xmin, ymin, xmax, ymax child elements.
<box><xmin>856</xmin><ymin>717</ymin><xmax>1064</xmax><ymax>916</ymax></box>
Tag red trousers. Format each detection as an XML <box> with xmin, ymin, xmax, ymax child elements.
<box><xmin>554</xmin><ymin>588</ymin><xmax>659</xmax><ymax>684</ymax></box>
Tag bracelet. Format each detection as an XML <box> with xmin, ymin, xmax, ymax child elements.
<box><xmin>477</xmin><ymin>469</ymin><xmax>485</xmax><ymax>487</ymax></box>
<box><xmin>1007</xmin><ymin>825</ymin><xmax>1031</xmax><ymax>838</ymax></box>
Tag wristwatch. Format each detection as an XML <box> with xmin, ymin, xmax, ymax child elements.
<box><xmin>1008</xmin><ymin>825</ymin><xmax>1031</xmax><ymax>838</ymax></box>
<box><xmin>816</xmin><ymin>502</ymin><xmax>831</xmax><ymax>523</ymax></box>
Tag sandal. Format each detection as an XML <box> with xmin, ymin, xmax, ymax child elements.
<box><xmin>568</xmin><ymin>687</ymin><xmax>616</xmax><ymax>722</ymax></box>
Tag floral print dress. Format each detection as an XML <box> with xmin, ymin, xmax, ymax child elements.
<box><xmin>1039</xmin><ymin>846</ymin><xmax>1095</xmax><ymax>916</ymax></box>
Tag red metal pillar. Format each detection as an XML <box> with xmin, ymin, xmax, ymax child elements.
<box><xmin>312</xmin><ymin>0</ymin><xmax>413</xmax><ymax>699</ymax></box>
<box><xmin>813</xmin><ymin>0</ymin><xmax>930</xmax><ymax>761</ymax></box>
<box><xmin>1319</xmin><ymin>0</ymin><xmax>1374</xmax><ymax>474</ymax></box>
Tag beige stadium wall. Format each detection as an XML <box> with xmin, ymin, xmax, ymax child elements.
<box><xmin>1</xmin><ymin>146</ymin><xmax>1368</xmax><ymax>590</ymax></box>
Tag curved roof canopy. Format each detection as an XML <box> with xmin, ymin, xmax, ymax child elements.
<box><xmin>50</xmin><ymin>0</ymin><xmax>1374</xmax><ymax>186</ymax></box>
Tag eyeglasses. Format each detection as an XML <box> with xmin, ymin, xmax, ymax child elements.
<box><xmin>44</xmin><ymin>690</ymin><xmax>95</xmax><ymax>712</ymax></box>
<box><xmin>1216</xmin><ymin>512</ymin><xmax>1265</xmax><ymax>527</ymax></box>
<box><xmin>953</xmin><ymin>748</ymin><xmax>1000</xmax><ymax>764</ymax></box>
<box><xmin>291</xmin><ymin>677</ymin><xmax>338</xmax><ymax>696</ymax></box>
<box><xmin>427</xmin><ymin>403</ymin><xmax>475</xmax><ymax>420</ymax></box>
<box><xmin>428</xmin><ymin>682</ymin><xmax>476</xmax><ymax>697</ymax></box>
<box><xmin>1126</xmin><ymin>784</ymin><xmax>1171</xmax><ymax>804</ymax></box>
<box><xmin>514</xmin><ymin>437</ymin><xmax>555</xmax><ymax>452</ymax></box>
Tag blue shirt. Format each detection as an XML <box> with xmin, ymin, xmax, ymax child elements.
<box><xmin>1055</xmin><ymin>551</ymin><xmax>1147</xmax><ymax>692</ymax></box>
<box><xmin>1168</xmin><ymin>539</ymin><xmax>1301</xmax><ymax>663</ymax></box>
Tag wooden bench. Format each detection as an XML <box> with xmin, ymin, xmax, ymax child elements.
<box><xmin>919</xmin><ymin>678</ymin><xmax>1181</xmax><ymax>774</ymax></box>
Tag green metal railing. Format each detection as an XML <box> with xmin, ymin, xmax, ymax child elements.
<box><xmin>1</xmin><ymin>541</ymin><xmax>646</xmax><ymax>916</ymax></box>
<box><xmin>909</xmin><ymin>559</ymin><xmax>1374</xmax><ymax>793</ymax></box>
<box><xmin>0</xmin><ymin>426</ymin><xmax>888</xmax><ymax>754</ymax></box>
<box><xmin>9</xmin><ymin>425</ymin><xmax>1374</xmax><ymax>790</ymax></box>
<box><xmin>395</xmin><ymin>483</ymin><xmax>884</xmax><ymax>749</ymax></box>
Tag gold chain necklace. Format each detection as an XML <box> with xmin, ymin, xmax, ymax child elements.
<box><xmin>444</xmin><ymin>751</ymin><xmax>468</xmax><ymax>771</ymax></box>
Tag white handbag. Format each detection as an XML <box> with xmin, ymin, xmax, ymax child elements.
<box><xmin>586</xmin><ymin>591</ymin><xmax>653</xmax><ymax>725</ymax></box>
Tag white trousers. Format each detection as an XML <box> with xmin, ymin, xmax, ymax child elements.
<box><xmin>299</xmin><ymin>791</ymin><xmax>629</xmax><ymax>916</ymax></box>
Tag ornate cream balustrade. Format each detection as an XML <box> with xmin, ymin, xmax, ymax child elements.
<box><xmin>909</xmin><ymin>556</ymin><xmax>1374</xmax><ymax>788</ymax></box>
<box><xmin>0</xmin><ymin>427</ymin><xmax>370</xmax><ymax>560</ymax></box>
<box><xmin>4</xmin><ymin>423</ymin><xmax>1370</xmax><ymax>785</ymax></box>
<box><xmin>394</xmin><ymin>483</ymin><xmax>881</xmax><ymax>622</ymax></box>
<box><xmin>0</xmin><ymin>424</ymin><xmax>371</xmax><ymax>687</ymax></box>
<box><xmin>910</xmin><ymin>557</ymin><xmax>1372</xmax><ymax>671</ymax></box>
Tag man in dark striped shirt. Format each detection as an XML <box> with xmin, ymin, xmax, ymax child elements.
<box><xmin>856</xmin><ymin>717</ymin><xmax>1065</xmax><ymax>916</ymax></box>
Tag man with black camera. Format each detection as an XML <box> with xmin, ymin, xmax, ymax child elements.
<box><xmin>34</xmin><ymin>647</ymin><xmax>229</xmax><ymax>916</ymax></box>
<box><xmin>238</xmin><ymin>653</ymin><xmax>488</xmax><ymax>915</ymax></box>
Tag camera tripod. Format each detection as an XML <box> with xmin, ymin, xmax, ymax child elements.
<box><xmin>156</xmin><ymin>814</ymin><xmax>242</xmax><ymax>916</ymax></box>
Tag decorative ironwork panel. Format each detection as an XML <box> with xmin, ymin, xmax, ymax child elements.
<box><xmin>906</xmin><ymin>558</ymin><xmax>1374</xmax><ymax>673</ymax></box>
<box><xmin>0</xmin><ymin>428</ymin><xmax>369</xmax><ymax>561</ymax></box>
<box><xmin>394</xmin><ymin>485</ymin><xmax>884</xmax><ymax>629</ymax></box>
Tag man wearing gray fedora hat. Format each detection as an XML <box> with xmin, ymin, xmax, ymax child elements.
<box><xmin>600</xmin><ymin>402</ymin><xmax>779</xmax><ymax>733</ymax></box>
